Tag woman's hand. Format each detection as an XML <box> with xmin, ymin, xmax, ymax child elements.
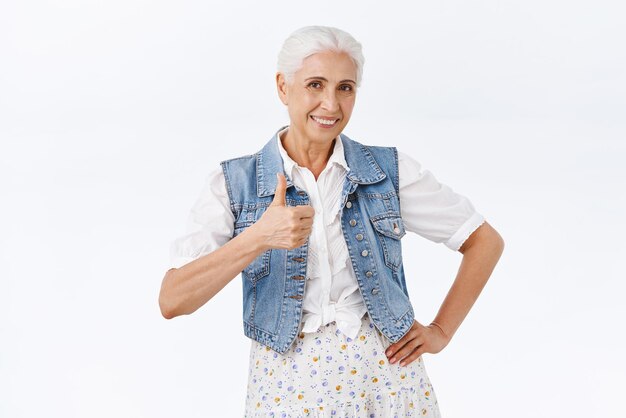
<box><xmin>385</xmin><ymin>320</ymin><xmax>451</xmax><ymax>367</ymax></box>
<box><xmin>248</xmin><ymin>172</ymin><xmax>315</xmax><ymax>251</ymax></box>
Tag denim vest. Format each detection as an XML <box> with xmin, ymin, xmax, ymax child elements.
<box><xmin>220</xmin><ymin>126</ymin><xmax>415</xmax><ymax>354</ymax></box>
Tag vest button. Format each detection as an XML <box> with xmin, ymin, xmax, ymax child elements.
<box><xmin>297</xmin><ymin>191</ymin><xmax>306</xmax><ymax>196</ymax></box>
<box><xmin>361</xmin><ymin>250</ymin><xmax>369</xmax><ymax>257</ymax></box>
<box><xmin>365</xmin><ymin>271</ymin><xmax>373</xmax><ymax>277</ymax></box>
<box><xmin>371</xmin><ymin>288</ymin><xmax>380</xmax><ymax>295</ymax></box>
<box><xmin>292</xmin><ymin>257</ymin><xmax>305</xmax><ymax>262</ymax></box>
<box><xmin>291</xmin><ymin>275</ymin><xmax>305</xmax><ymax>280</ymax></box>
<box><xmin>356</xmin><ymin>233</ymin><xmax>363</xmax><ymax>241</ymax></box>
<box><xmin>349</xmin><ymin>219</ymin><xmax>357</xmax><ymax>227</ymax></box>
<box><xmin>345</xmin><ymin>201</ymin><xmax>352</xmax><ymax>208</ymax></box>
<box><xmin>289</xmin><ymin>295</ymin><xmax>303</xmax><ymax>300</ymax></box>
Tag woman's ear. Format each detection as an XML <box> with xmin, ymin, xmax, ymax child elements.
<box><xmin>276</xmin><ymin>72</ymin><xmax>288</xmax><ymax>105</ymax></box>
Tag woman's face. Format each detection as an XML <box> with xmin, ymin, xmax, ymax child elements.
<box><xmin>277</xmin><ymin>50</ymin><xmax>357</xmax><ymax>146</ymax></box>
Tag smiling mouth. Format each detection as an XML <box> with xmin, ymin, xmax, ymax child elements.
<box><xmin>310</xmin><ymin>115</ymin><xmax>340</xmax><ymax>126</ymax></box>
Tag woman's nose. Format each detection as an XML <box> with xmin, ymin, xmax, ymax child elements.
<box><xmin>321</xmin><ymin>90</ymin><xmax>339</xmax><ymax>111</ymax></box>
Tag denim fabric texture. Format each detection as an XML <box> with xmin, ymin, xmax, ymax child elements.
<box><xmin>220</xmin><ymin>126</ymin><xmax>415</xmax><ymax>355</ymax></box>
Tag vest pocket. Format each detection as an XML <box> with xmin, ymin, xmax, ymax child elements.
<box><xmin>233</xmin><ymin>223</ymin><xmax>272</xmax><ymax>282</ymax></box>
<box><xmin>370</xmin><ymin>213</ymin><xmax>406</xmax><ymax>271</ymax></box>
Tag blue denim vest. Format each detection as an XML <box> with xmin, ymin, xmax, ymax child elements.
<box><xmin>220</xmin><ymin>126</ymin><xmax>415</xmax><ymax>354</ymax></box>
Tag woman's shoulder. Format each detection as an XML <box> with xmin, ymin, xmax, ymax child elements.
<box><xmin>395</xmin><ymin>149</ymin><xmax>423</xmax><ymax>170</ymax></box>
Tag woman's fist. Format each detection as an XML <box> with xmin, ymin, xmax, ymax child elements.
<box><xmin>250</xmin><ymin>172</ymin><xmax>315</xmax><ymax>251</ymax></box>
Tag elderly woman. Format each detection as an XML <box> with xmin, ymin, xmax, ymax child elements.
<box><xmin>160</xmin><ymin>25</ymin><xmax>504</xmax><ymax>417</ymax></box>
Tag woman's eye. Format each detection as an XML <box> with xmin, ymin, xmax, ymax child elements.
<box><xmin>340</xmin><ymin>85</ymin><xmax>353</xmax><ymax>92</ymax></box>
<box><xmin>308</xmin><ymin>81</ymin><xmax>322</xmax><ymax>89</ymax></box>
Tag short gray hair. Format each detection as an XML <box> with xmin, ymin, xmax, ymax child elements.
<box><xmin>277</xmin><ymin>25</ymin><xmax>365</xmax><ymax>88</ymax></box>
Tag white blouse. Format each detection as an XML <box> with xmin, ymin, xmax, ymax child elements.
<box><xmin>169</xmin><ymin>126</ymin><xmax>486</xmax><ymax>340</ymax></box>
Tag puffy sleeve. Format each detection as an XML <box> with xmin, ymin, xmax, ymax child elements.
<box><xmin>398</xmin><ymin>150</ymin><xmax>486</xmax><ymax>251</ymax></box>
<box><xmin>168</xmin><ymin>166</ymin><xmax>235</xmax><ymax>269</ymax></box>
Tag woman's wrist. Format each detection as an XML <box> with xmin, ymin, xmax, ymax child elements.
<box><xmin>243</xmin><ymin>223</ymin><xmax>269</xmax><ymax>254</ymax></box>
<box><xmin>429</xmin><ymin>321</ymin><xmax>450</xmax><ymax>341</ymax></box>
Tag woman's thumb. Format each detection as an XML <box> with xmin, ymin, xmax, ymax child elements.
<box><xmin>271</xmin><ymin>172</ymin><xmax>287</xmax><ymax>206</ymax></box>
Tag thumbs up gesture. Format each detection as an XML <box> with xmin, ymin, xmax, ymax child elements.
<box><xmin>251</xmin><ymin>172</ymin><xmax>316</xmax><ymax>251</ymax></box>
<box><xmin>270</xmin><ymin>171</ymin><xmax>289</xmax><ymax>208</ymax></box>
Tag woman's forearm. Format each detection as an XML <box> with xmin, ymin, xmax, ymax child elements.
<box><xmin>431</xmin><ymin>221</ymin><xmax>505</xmax><ymax>341</ymax></box>
<box><xmin>158</xmin><ymin>225</ymin><xmax>266</xmax><ymax>319</ymax></box>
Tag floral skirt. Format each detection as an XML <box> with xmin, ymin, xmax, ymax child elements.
<box><xmin>244</xmin><ymin>313</ymin><xmax>442</xmax><ymax>417</ymax></box>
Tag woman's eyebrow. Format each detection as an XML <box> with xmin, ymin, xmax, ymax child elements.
<box><xmin>304</xmin><ymin>76</ymin><xmax>356</xmax><ymax>84</ymax></box>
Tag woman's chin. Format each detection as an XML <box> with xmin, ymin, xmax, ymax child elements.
<box><xmin>308</xmin><ymin>121</ymin><xmax>345</xmax><ymax>140</ymax></box>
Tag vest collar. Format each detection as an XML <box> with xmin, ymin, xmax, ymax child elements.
<box><xmin>256</xmin><ymin>125</ymin><xmax>387</xmax><ymax>198</ymax></box>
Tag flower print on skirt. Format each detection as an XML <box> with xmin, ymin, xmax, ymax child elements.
<box><xmin>244</xmin><ymin>312</ymin><xmax>442</xmax><ymax>417</ymax></box>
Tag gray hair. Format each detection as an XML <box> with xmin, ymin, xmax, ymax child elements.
<box><xmin>277</xmin><ymin>25</ymin><xmax>365</xmax><ymax>88</ymax></box>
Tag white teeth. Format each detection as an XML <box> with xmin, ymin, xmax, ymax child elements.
<box><xmin>312</xmin><ymin>116</ymin><xmax>337</xmax><ymax>125</ymax></box>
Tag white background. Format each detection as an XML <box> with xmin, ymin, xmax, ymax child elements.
<box><xmin>1</xmin><ymin>1</ymin><xmax>625</xmax><ymax>417</ymax></box>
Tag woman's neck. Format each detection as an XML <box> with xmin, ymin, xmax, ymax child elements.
<box><xmin>280</xmin><ymin>128</ymin><xmax>335</xmax><ymax>180</ymax></box>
